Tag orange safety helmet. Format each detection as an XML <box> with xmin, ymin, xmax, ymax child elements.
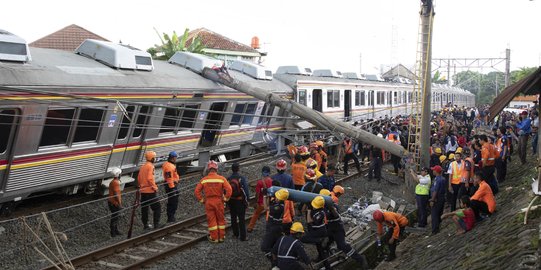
<box><xmin>315</xmin><ymin>140</ymin><xmax>324</xmax><ymax>147</ymax></box>
<box><xmin>333</xmin><ymin>185</ymin><xmax>345</xmax><ymax>195</ymax></box>
<box><xmin>372</xmin><ymin>210</ymin><xmax>384</xmax><ymax>222</ymax></box>
<box><xmin>145</xmin><ymin>151</ymin><xmax>156</xmax><ymax>161</ymax></box>
<box><xmin>305</xmin><ymin>169</ymin><xmax>317</xmax><ymax>180</ymax></box>
<box><xmin>309</xmin><ymin>142</ymin><xmax>317</xmax><ymax>149</ymax></box>
<box><xmin>207</xmin><ymin>160</ymin><xmax>218</xmax><ymax>170</ymax></box>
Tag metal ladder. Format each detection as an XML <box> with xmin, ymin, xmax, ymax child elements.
<box><xmin>407</xmin><ymin>3</ymin><xmax>434</xmax><ymax>170</ymax></box>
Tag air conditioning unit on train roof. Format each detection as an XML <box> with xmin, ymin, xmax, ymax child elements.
<box><xmin>229</xmin><ymin>60</ymin><xmax>272</xmax><ymax>80</ymax></box>
<box><xmin>0</xmin><ymin>29</ymin><xmax>31</xmax><ymax>62</ymax></box>
<box><xmin>275</xmin><ymin>66</ymin><xmax>312</xmax><ymax>76</ymax></box>
<box><xmin>312</xmin><ymin>69</ymin><xmax>342</xmax><ymax>78</ymax></box>
<box><xmin>365</xmin><ymin>74</ymin><xmax>385</xmax><ymax>82</ymax></box>
<box><xmin>75</xmin><ymin>39</ymin><xmax>153</xmax><ymax>71</ymax></box>
<box><xmin>342</xmin><ymin>72</ymin><xmax>365</xmax><ymax>80</ymax></box>
<box><xmin>168</xmin><ymin>51</ymin><xmax>223</xmax><ymax>74</ymax></box>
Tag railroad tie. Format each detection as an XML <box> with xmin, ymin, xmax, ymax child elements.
<box><xmin>154</xmin><ymin>240</ymin><xmax>178</xmax><ymax>247</ymax></box>
<box><xmin>96</xmin><ymin>260</ymin><xmax>124</xmax><ymax>269</ymax></box>
<box><xmin>118</xmin><ymin>253</ymin><xmax>145</xmax><ymax>261</ymax></box>
<box><xmin>170</xmin><ymin>234</ymin><xmax>197</xmax><ymax>240</ymax></box>
<box><xmin>137</xmin><ymin>246</ymin><xmax>161</xmax><ymax>253</ymax></box>
<box><xmin>184</xmin><ymin>228</ymin><xmax>208</xmax><ymax>234</ymax></box>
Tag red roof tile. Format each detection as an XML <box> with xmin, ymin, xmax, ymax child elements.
<box><xmin>186</xmin><ymin>28</ymin><xmax>259</xmax><ymax>54</ymax></box>
<box><xmin>30</xmin><ymin>24</ymin><xmax>109</xmax><ymax>51</ymax></box>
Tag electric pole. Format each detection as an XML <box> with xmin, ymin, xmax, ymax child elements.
<box><xmin>419</xmin><ymin>0</ymin><xmax>434</xmax><ymax>169</ymax></box>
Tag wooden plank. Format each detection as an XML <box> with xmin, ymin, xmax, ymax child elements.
<box><xmin>397</xmin><ymin>205</ymin><xmax>406</xmax><ymax>215</ymax></box>
<box><xmin>96</xmin><ymin>261</ymin><xmax>124</xmax><ymax>269</ymax></box>
<box><xmin>118</xmin><ymin>253</ymin><xmax>145</xmax><ymax>261</ymax></box>
<box><xmin>170</xmin><ymin>234</ymin><xmax>196</xmax><ymax>240</ymax></box>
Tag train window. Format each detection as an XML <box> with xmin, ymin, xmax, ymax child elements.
<box><xmin>354</xmin><ymin>91</ymin><xmax>360</xmax><ymax>106</ymax></box>
<box><xmin>360</xmin><ymin>91</ymin><xmax>366</xmax><ymax>106</ymax></box>
<box><xmin>230</xmin><ymin>104</ymin><xmax>246</xmax><ymax>126</ymax></box>
<box><xmin>117</xmin><ymin>105</ymin><xmax>135</xmax><ymax>140</ymax></box>
<box><xmin>376</xmin><ymin>92</ymin><xmax>384</xmax><ymax>105</ymax></box>
<box><xmin>40</xmin><ymin>108</ymin><xmax>75</xmax><ymax>147</ymax></box>
<box><xmin>265</xmin><ymin>106</ymin><xmax>275</xmax><ymax>122</ymax></box>
<box><xmin>333</xmin><ymin>91</ymin><xmax>340</xmax><ymax>107</ymax></box>
<box><xmin>0</xmin><ymin>109</ymin><xmax>16</xmax><ymax>154</ymax></box>
<box><xmin>243</xmin><ymin>103</ymin><xmax>257</xmax><ymax>125</ymax></box>
<box><xmin>298</xmin><ymin>90</ymin><xmax>307</xmax><ymax>106</ymax></box>
<box><xmin>327</xmin><ymin>90</ymin><xmax>334</xmax><ymax>108</ymax></box>
<box><xmin>258</xmin><ymin>104</ymin><xmax>268</xmax><ymax>124</ymax></box>
<box><xmin>160</xmin><ymin>106</ymin><xmax>181</xmax><ymax>134</ymax></box>
<box><xmin>387</xmin><ymin>92</ymin><xmax>392</xmax><ymax>105</ymax></box>
<box><xmin>132</xmin><ymin>106</ymin><xmax>151</xmax><ymax>138</ymax></box>
<box><xmin>73</xmin><ymin>108</ymin><xmax>105</xmax><ymax>143</ymax></box>
<box><xmin>179</xmin><ymin>105</ymin><xmax>198</xmax><ymax>130</ymax></box>
<box><xmin>276</xmin><ymin>107</ymin><xmax>286</xmax><ymax>122</ymax></box>
<box><xmin>393</xmin><ymin>92</ymin><xmax>398</xmax><ymax>104</ymax></box>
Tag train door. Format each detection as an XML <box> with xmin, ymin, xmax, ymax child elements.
<box><xmin>0</xmin><ymin>109</ymin><xmax>19</xmax><ymax>191</ymax></box>
<box><xmin>200</xmin><ymin>102</ymin><xmax>227</xmax><ymax>147</ymax></box>
<box><xmin>117</xmin><ymin>105</ymin><xmax>152</xmax><ymax>168</ymax></box>
<box><xmin>344</xmin><ymin>90</ymin><xmax>351</xmax><ymax>120</ymax></box>
<box><xmin>312</xmin><ymin>89</ymin><xmax>322</xmax><ymax>112</ymax></box>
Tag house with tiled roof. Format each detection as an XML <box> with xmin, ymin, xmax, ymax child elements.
<box><xmin>186</xmin><ymin>28</ymin><xmax>264</xmax><ymax>65</ymax></box>
<box><xmin>382</xmin><ymin>64</ymin><xmax>418</xmax><ymax>82</ymax></box>
<box><xmin>508</xmin><ymin>95</ymin><xmax>539</xmax><ymax>109</ymax></box>
<box><xmin>30</xmin><ymin>24</ymin><xmax>109</xmax><ymax>51</ymax></box>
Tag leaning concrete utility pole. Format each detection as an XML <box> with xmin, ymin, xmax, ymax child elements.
<box><xmin>201</xmin><ymin>68</ymin><xmax>406</xmax><ymax>157</ymax></box>
<box><xmin>419</xmin><ymin>0</ymin><xmax>434</xmax><ymax>168</ymax></box>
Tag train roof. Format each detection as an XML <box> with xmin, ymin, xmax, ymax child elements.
<box><xmin>274</xmin><ymin>73</ymin><xmax>474</xmax><ymax>96</ymax></box>
<box><xmin>0</xmin><ymin>47</ymin><xmax>227</xmax><ymax>91</ymax></box>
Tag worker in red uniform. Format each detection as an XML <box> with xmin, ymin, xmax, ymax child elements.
<box><xmin>373</xmin><ymin>210</ymin><xmax>409</xmax><ymax>261</ymax></box>
<box><xmin>163</xmin><ymin>151</ymin><xmax>180</xmax><ymax>223</ymax></box>
<box><xmin>108</xmin><ymin>167</ymin><xmax>122</xmax><ymax>237</ymax></box>
<box><xmin>195</xmin><ymin>161</ymin><xmax>232</xmax><ymax>243</ymax></box>
<box><xmin>248</xmin><ymin>166</ymin><xmax>273</xmax><ymax>232</ymax></box>
<box><xmin>138</xmin><ymin>151</ymin><xmax>162</xmax><ymax>230</ymax></box>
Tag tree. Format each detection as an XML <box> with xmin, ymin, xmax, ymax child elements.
<box><xmin>432</xmin><ymin>70</ymin><xmax>447</xmax><ymax>84</ymax></box>
<box><xmin>511</xmin><ymin>67</ymin><xmax>537</xmax><ymax>84</ymax></box>
<box><xmin>147</xmin><ymin>28</ymin><xmax>205</xmax><ymax>60</ymax></box>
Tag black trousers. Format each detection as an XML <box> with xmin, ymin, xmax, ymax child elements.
<box><xmin>164</xmin><ymin>185</ymin><xmax>179</xmax><ymax>222</ymax></box>
<box><xmin>471</xmin><ymin>199</ymin><xmax>489</xmax><ymax>220</ymax></box>
<box><xmin>415</xmin><ymin>194</ymin><xmax>429</xmax><ymax>227</ymax></box>
<box><xmin>301</xmin><ymin>228</ymin><xmax>330</xmax><ymax>269</ymax></box>
<box><xmin>391</xmin><ymin>155</ymin><xmax>401</xmax><ymax>174</ymax></box>
<box><xmin>343</xmin><ymin>153</ymin><xmax>361</xmax><ymax>174</ymax></box>
<box><xmin>482</xmin><ymin>165</ymin><xmax>498</xmax><ymax>195</ymax></box>
<box><xmin>368</xmin><ymin>157</ymin><xmax>382</xmax><ymax>180</ymax></box>
<box><xmin>431</xmin><ymin>198</ymin><xmax>445</xmax><ymax>234</ymax></box>
<box><xmin>519</xmin><ymin>135</ymin><xmax>528</xmax><ymax>164</ymax></box>
<box><xmin>141</xmin><ymin>193</ymin><xmax>161</xmax><ymax>227</ymax></box>
<box><xmin>448</xmin><ymin>183</ymin><xmax>462</xmax><ymax>212</ymax></box>
<box><xmin>382</xmin><ymin>226</ymin><xmax>405</xmax><ymax>257</ymax></box>
<box><xmin>108</xmin><ymin>202</ymin><xmax>121</xmax><ymax>234</ymax></box>
<box><xmin>327</xmin><ymin>224</ymin><xmax>367</xmax><ymax>269</ymax></box>
<box><xmin>261</xmin><ymin>223</ymin><xmax>283</xmax><ymax>253</ymax></box>
<box><xmin>495</xmin><ymin>157</ymin><xmax>507</xmax><ymax>183</ymax></box>
<box><xmin>228</xmin><ymin>199</ymin><xmax>247</xmax><ymax>240</ymax></box>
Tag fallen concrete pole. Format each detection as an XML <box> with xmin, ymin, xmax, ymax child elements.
<box><xmin>267</xmin><ymin>186</ymin><xmax>333</xmax><ymax>205</ymax></box>
<box><xmin>201</xmin><ymin>68</ymin><xmax>406</xmax><ymax>157</ymax></box>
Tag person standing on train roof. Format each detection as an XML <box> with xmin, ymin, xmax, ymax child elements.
<box><xmin>272</xmin><ymin>159</ymin><xmax>294</xmax><ymax>189</ymax></box>
<box><xmin>291</xmin><ymin>154</ymin><xmax>307</xmax><ymax>190</ymax></box>
<box><xmin>195</xmin><ymin>161</ymin><xmax>232</xmax><ymax>243</ymax></box>
<box><xmin>108</xmin><ymin>167</ymin><xmax>123</xmax><ymax>237</ymax></box>
<box><xmin>342</xmin><ymin>137</ymin><xmax>361</xmax><ymax>176</ymax></box>
<box><xmin>227</xmin><ymin>162</ymin><xmax>249</xmax><ymax>241</ymax></box>
<box><xmin>138</xmin><ymin>151</ymin><xmax>162</xmax><ymax>230</ymax></box>
<box><xmin>247</xmin><ymin>166</ymin><xmax>273</xmax><ymax>233</ymax></box>
<box><xmin>163</xmin><ymin>151</ymin><xmax>180</xmax><ymax>223</ymax></box>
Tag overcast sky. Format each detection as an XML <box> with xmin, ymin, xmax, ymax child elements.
<box><xmin>2</xmin><ymin>0</ymin><xmax>539</xmax><ymax>75</ymax></box>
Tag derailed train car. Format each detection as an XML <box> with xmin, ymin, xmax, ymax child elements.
<box><xmin>0</xmin><ymin>30</ymin><xmax>474</xmax><ymax>211</ymax></box>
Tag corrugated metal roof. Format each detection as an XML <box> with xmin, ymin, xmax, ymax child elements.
<box><xmin>30</xmin><ymin>24</ymin><xmax>109</xmax><ymax>51</ymax></box>
<box><xmin>489</xmin><ymin>66</ymin><xmax>541</xmax><ymax>121</ymax></box>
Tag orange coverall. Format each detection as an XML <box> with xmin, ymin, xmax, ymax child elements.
<box><xmin>195</xmin><ymin>171</ymin><xmax>232</xmax><ymax>241</ymax></box>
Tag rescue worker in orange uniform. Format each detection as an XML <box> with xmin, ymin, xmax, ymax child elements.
<box><xmin>447</xmin><ymin>151</ymin><xmax>467</xmax><ymax>212</ymax></box>
<box><xmin>195</xmin><ymin>161</ymin><xmax>232</xmax><ymax>243</ymax></box>
<box><xmin>479</xmin><ymin>135</ymin><xmax>498</xmax><ymax>194</ymax></box>
<box><xmin>342</xmin><ymin>137</ymin><xmax>361</xmax><ymax>175</ymax></box>
<box><xmin>163</xmin><ymin>151</ymin><xmax>180</xmax><ymax>223</ymax></box>
<box><xmin>108</xmin><ymin>167</ymin><xmax>122</xmax><ymax>237</ymax></box>
<box><xmin>287</xmin><ymin>144</ymin><xmax>297</xmax><ymax>160</ymax></box>
<box><xmin>138</xmin><ymin>151</ymin><xmax>162</xmax><ymax>230</ymax></box>
<box><xmin>316</xmin><ymin>140</ymin><xmax>328</xmax><ymax>174</ymax></box>
<box><xmin>291</xmin><ymin>154</ymin><xmax>307</xmax><ymax>190</ymax></box>
<box><xmin>373</xmin><ymin>210</ymin><xmax>409</xmax><ymax>261</ymax></box>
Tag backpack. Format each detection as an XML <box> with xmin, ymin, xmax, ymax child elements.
<box><xmin>229</xmin><ymin>177</ymin><xmax>244</xmax><ymax>198</ymax></box>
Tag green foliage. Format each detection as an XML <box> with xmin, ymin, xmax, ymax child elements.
<box><xmin>147</xmin><ymin>28</ymin><xmax>206</xmax><ymax>60</ymax></box>
<box><xmin>511</xmin><ymin>67</ymin><xmax>537</xmax><ymax>84</ymax></box>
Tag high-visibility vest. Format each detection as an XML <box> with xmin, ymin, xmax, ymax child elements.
<box><xmin>451</xmin><ymin>161</ymin><xmax>464</xmax><ymax>185</ymax></box>
<box><xmin>415</xmin><ymin>175</ymin><xmax>431</xmax><ymax>195</ymax></box>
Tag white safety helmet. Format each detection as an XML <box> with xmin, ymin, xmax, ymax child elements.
<box><xmin>110</xmin><ymin>167</ymin><xmax>122</xmax><ymax>178</ymax></box>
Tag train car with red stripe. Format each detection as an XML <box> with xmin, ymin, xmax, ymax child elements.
<box><xmin>0</xmin><ymin>33</ymin><xmax>291</xmax><ymax>212</ymax></box>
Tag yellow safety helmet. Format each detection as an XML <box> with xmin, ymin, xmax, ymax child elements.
<box><xmin>435</xmin><ymin>148</ymin><xmax>442</xmax><ymax>154</ymax></box>
<box><xmin>448</xmin><ymin>153</ymin><xmax>455</xmax><ymax>160</ymax></box>
<box><xmin>290</xmin><ymin>222</ymin><xmax>305</xmax><ymax>233</ymax></box>
<box><xmin>455</xmin><ymin>147</ymin><xmax>463</xmax><ymax>154</ymax></box>
<box><xmin>439</xmin><ymin>155</ymin><xmax>447</xmax><ymax>162</ymax></box>
<box><xmin>274</xmin><ymin>188</ymin><xmax>289</xmax><ymax>201</ymax></box>
<box><xmin>311</xmin><ymin>196</ymin><xmax>325</xmax><ymax>209</ymax></box>
<box><xmin>319</xmin><ymin>189</ymin><xmax>331</xmax><ymax>196</ymax></box>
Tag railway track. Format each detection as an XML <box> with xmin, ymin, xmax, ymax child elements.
<box><xmin>41</xmin><ymin>169</ymin><xmax>364</xmax><ymax>270</ymax></box>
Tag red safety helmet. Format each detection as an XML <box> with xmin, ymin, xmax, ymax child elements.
<box><xmin>309</xmin><ymin>142</ymin><xmax>317</xmax><ymax>149</ymax></box>
<box><xmin>305</xmin><ymin>169</ymin><xmax>317</xmax><ymax>180</ymax></box>
<box><xmin>306</xmin><ymin>159</ymin><xmax>318</xmax><ymax>169</ymax></box>
<box><xmin>207</xmin><ymin>160</ymin><xmax>218</xmax><ymax>170</ymax></box>
<box><xmin>298</xmin><ymin>146</ymin><xmax>310</xmax><ymax>155</ymax></box>
<box><xmin>276</xmin><ymin>159</ymin><xmax>287</xmax><ymax>170</ymax></box>
<box><xmin>372</xmin><ymin>210</ymin><xmax>384</xmax><ymax>222</ymax></box>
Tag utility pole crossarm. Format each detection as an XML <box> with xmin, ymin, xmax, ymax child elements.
<box><xmin>201</xmin><ymin>67</ymin><xmax>406</xmax><ymax>157</ymax></box>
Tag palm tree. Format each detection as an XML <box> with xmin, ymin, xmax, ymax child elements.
<box><xmin>147</xmin><ymin>28</ymin><xmax>205</xmax><ymax>60</ymax></box>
